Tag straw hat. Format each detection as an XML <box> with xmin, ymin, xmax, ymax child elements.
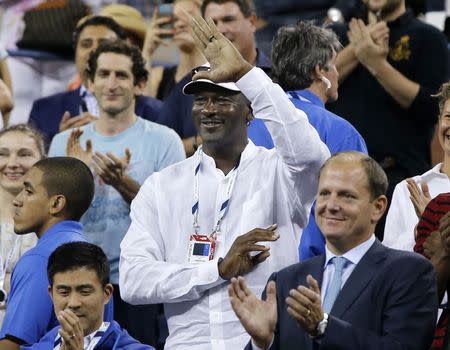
<box><xmin>99</xmin><ymin>4</ymin><xmax>147</xmax><ymax>42</ymax></box>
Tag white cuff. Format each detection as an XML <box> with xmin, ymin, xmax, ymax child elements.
<box><xmin>251</xmin><ymin>335</ymin><xmax>274</xmax><ymax>350</ymax></box>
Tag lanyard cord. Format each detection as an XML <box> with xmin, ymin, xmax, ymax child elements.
<box><xmin>192</xmin><ymin>148</ymin><xmax>239</xmax><ymax>236</ymax></box>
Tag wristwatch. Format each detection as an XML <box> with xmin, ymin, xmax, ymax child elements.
<box><xmin>327</xmin><ymin>8</ymin><xmax>344</xmax><ymax>23</ymax></box>
<box><xmin>316</xmin><ymin>312</ymin><xmax>329</xmax><ymax>336</ymax></box>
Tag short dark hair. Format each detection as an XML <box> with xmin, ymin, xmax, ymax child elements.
<box><xmin>320</xmin><ymin>151</ymin><xmax>388</xmax><ymax>200</ymax></box>
<box><xmin>0</xmin><ymin>124</ymin><xmax>46</xmax><ymax>158</ymax></box>
<box><xmin>272</xmin><ymin>21</ymin><xmax>341</xmax><ymax>91</ymax></box>
<box><xmin>48</xmin><ymin>242</ymin><xmax>110</xmax><ymax>287</ymax></box>
<box><xmin>33</xmin><ymin>157</ymin><xmax>94</xmax><ymax>221</ymax></box>
<box><xmin>86</xmin><ymin>39</ymin><xmax>148</xmax><ymax>85</ymax></box>
<box><xmin>73</xmin><ymin>15</ymin><xmax>126</xmax><ymax>49</ymax></box>
<box><xmin>201</xmin><ymin>0</ymin><xmax>255</xmax><ymax>17</ymax></box>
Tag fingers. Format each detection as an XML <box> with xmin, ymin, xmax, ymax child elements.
<box><xmin>85</xmin><ymin>139</ymin><xmax>93</xmax><ymax>155</ymax></box>
<box><xmin>440</xmin><ymin>212</ymin><xmax>450</xmax><ymax>240</ymax></box>
<box><xmin>60</xmin><ymin>113</ymin><xmax>97</xmax><ymax>132</ymax></box>
<box><xmin>421</xmin><ymin>181</ymin><xmax>431</xmax><ymax>198</ymax></box>
<box><xmin>251</xmin><ymin>250</ymin><xmax>270</xmax><ymax>264</ymax></box>
<box><xmin>124</xmin><ymin>148</ymin><xmax>132</xmax><ymax>165</ymax></box>
<box><xmin>266</xmin><ymin>280</ymin><xmax>277</xmax><ymax>304</ymax></box>
<box><xmin>191</xmin><ymin>15</ymin><xmax>210</xmax><ymax>48</ymax></box>
<box><xmin>406</xmin><ymin>178</ymin><xmax>420</xmax><ymax>196</ymax></box>
<box><xmin>241</xmin><ymin>226</ymin><xmax>280</xmax><ymax>244</ymax></box>
<box><xmin>58</xmin><ymin>310</ymin><xmax>83</xmax><ymax>344</ymax></box>
<box><xmin>306</xmin><ymin>275</ymin><xmax>321</xmax><ymax>295</ymax></box>
<box><xmin>205</xmin><ymin>16</ymin><xmax>222</xmax><ymax>40</ymax></box>
<box><xmin>61</xmin><ymin>111</ymin><xmax>70</xmax><ymax>124</ymax></box>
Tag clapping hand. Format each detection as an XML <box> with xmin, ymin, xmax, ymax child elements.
<box><xmin>286</xmin><ymin>275</ymin><xmax>324</xmax><ymax>336</ymax></box>
<box><xmin>91</xmin><ymin>149</ymin><xmax>131</xmax><ymax>188</ymax></box>
<box><xmin>406</xmin><ymin>179</ymin><xmax>431</xmax><ymax>219</ymax></box>
<box><xmin>58</xmin><ymin>310</ymin><xmax>83</xmax><ymax>350</ymax></box>
<box><xmin>66</xmin><ymin>128</ymin><xmax>93</xmax><ymax>166</ymax></box>
<box><xmin>229</xmin><ymin>276</ymin><xmax>277</xmax><ymax>349</ymax></box>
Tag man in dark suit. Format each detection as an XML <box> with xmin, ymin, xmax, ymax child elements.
<box><xmin>29</xmin><ymin>16</ymin><xmax>162</xmax><ymax>146</ymax></box>
<box><xmin>229</xmin><ymin>151</ymin><xmax>438</xmax><ymax>350</ymax></box>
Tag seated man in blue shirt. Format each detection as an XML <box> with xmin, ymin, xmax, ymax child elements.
<box><xmin>271</xmin><ymin>21</ymin><xmax>368</xmax><ymax>260</ymax></box>
<box><xmin>0</xmin><ymin>157</ymin><xmax>112</xmax><ymax>350</ymax></box>
<box><xmin>22</xmin><ymin>242</ymin><xmax>154</xmax><ymax>350</ymax></box>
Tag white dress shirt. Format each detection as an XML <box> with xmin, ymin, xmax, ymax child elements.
<box><xmin>79</xmin><ymin>84</ymin><xmax>99</xmax><ymax>117</ymax></box>
<box><xmin>119</xmin><ymin>67</ymin><xmax>330</xmax><ymax>350</ymax></box>
<box><xmin>321</xmin><ymin>235</ymin><xmax>375</xmax><ymax>301</ymax></box>
<box><xmin>383</xmin><ymin>163</ymin><xmax>450</xmax><ymax>251</ymax></box>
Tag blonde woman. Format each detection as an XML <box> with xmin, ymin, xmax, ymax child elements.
<box><xmin>0</xmin><ymin>124</ymin><xmax>45</xmax><ymax>325</ymax></box>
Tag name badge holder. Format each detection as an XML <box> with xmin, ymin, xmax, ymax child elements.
<box><xmin>187</xmin><ymin>149</ymin><xmax>239</xmax><ymax>262</ymax></box>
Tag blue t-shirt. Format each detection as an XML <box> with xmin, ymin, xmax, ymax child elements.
<box><xmin>288</xmin><ymin>90</ymin><xmax>368</xmax><ymax>261</ymax></box>
<box><xmin>49</xmin><ymin>118</ymin><xmax>185</xmax><ymax>283</ymax></box>
<box><xmin>0</xmin><ymin>221</ymin><xmax>93</xmax><ymax>344</ymax></box>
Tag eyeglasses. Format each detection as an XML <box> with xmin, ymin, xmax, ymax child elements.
<box><xmin>191</xmin><ymin>66</ymin><xmax>210</xmax><ymax>77</ymax></box>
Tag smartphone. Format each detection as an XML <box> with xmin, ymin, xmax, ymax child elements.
<box><xmin>157</xmin><ymin>4</ymin><xmax>174</xmax><ymax>38</ymax></box>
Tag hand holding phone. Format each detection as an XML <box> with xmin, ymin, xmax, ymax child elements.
<box><xmin>143</xmin><ymin>5</ymin><xmax>174</xmax><ymax>57</ymax></box>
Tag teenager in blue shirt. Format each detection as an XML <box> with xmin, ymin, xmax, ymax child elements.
<box><xmin>0</xmin><ymin>157</ymin><xmax>112</xmax><ymax>350</ymax></box>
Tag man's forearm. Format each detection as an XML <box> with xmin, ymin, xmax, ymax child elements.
<box><xmin>369</xmin><ymin>60</ymin><xmax>420</xmax><ymax>109</ymax></box>
<box><xmin>114</xmin><ymin>175</ymin><xmax>141</xmax><ymax>204</ymax></box>
<box><xmin>0</xmin><ymin>338</ymin><xmax>21</xmax><ymax>350</ymax></box>
<box><xmin>430</xmin><ymin>247</ymin><xmax>450</xmax><ymax>302</ymax></box>
<box><xmin>335</xmin><ymin>45</ymin><xmax>359</xmax><ymax>83</ymax></box>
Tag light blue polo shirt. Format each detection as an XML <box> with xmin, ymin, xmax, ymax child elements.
<box><xmin>49</xmin><ymin>117</ymin><xmax>185</xmax><ymax>283</ymax></box>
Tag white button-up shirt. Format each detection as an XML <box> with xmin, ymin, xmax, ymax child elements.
<box><xmin>119</xmin><ymin>67</ymin><xmax>330</xmax><ymax>350</ymax></box>
<box><xmin>383</xmin><ymin>163</ymin><xmax>450</xmax><ymax>251</ymax></box>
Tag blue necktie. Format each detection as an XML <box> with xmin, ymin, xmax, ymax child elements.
<box><xmin>322</xmin><ymin>257</ymin><xmax>348</xmax><ymax>313</ymax></box>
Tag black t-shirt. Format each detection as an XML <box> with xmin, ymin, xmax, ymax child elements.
<box><xmin>328</xmin><ymin>10</ymin><xmax>450</xmax><ymax>178</ymax></box>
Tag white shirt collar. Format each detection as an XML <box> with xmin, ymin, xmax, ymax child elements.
<box><xmin>324</xmin><ymin>234</ymin><xmax>376</xmax><ymax>267</ymax></box>
<box><xmin>83</xmin><ymin>322</ymin><xmax>105</xmax><ymax>349</ymax></box>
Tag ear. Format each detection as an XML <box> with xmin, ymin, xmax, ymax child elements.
<box><xmin>134</xmin><ymin>80</ymin><xmax>146</xmax><ymax>97</ymax></box>
<box><xmin>247</xmin><ymin>13</ymin><xmax>257</xmax><ymax>32</ymax></box>
<box><xmin>103</xmin><ymin>283</ymin><xmax>114</xmax><ymax>305</ymax></box>
<box><xmin>370</xmin><ymin>195</ymin><xmax>388</xmax><ymax>224</ymax></box>
<box><xmin>86</xmin><ymin>77</ymin><xmax>95</xmax><ymax>93</ymax></box>
<box><xmin>48</xmin><ymin>194</ymin><xmax>67</xmax><ymax>216</ymax></box>
<box><xmin>48</xmin><ymin>285</ymin><xmax>53</xmax><ymax>301</ymax></box>
<box><xmin>314</xmin><ymin>64</ymin><xmax>324</xmax><ymax>80</ymax></box>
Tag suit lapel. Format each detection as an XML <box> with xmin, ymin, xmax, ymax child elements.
<box><xmin>66</xmin><ymin>88</ymin><xmax>82</xmax><ymax>117</ymax></box>
<box><xmin>330</xmin><ymin>240</ymin><xmax>387</xmax><ymax>318</ymax></box>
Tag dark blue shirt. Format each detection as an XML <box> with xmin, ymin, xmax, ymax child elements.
<box><xmin>288</xmin><ymin>90</ymin><xmax>368</xmax><ymax>261</ymax></box>
<box><xmin>0</xmin><ymin>221</ymin><xmax>113</xmax><ymax>344</ymax></box>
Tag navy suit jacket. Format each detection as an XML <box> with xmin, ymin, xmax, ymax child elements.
<box><xmin>29</xmin><ymin>87</ymin><xmax>163</xmax><ymax>146</ymax></box>
<box><xmin>247</xmin><ymin>240</ymin><xmax>437</xmax><ymax>350</ymax></box>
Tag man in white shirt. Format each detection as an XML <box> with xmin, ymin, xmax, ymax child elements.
<box><xmin>229</xmin><ymin>151</ymin><xmax>437</xmax><ymax>350</ymax></box>
<box><xmin>119</xmin><ymin>16</ymin><xmax>330</xmax><ymax>350</ymax></box>
<box><xmin>23</xmin><ymin>241</ymin><xmax>155</xmax><ymax>350</ymax></box>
